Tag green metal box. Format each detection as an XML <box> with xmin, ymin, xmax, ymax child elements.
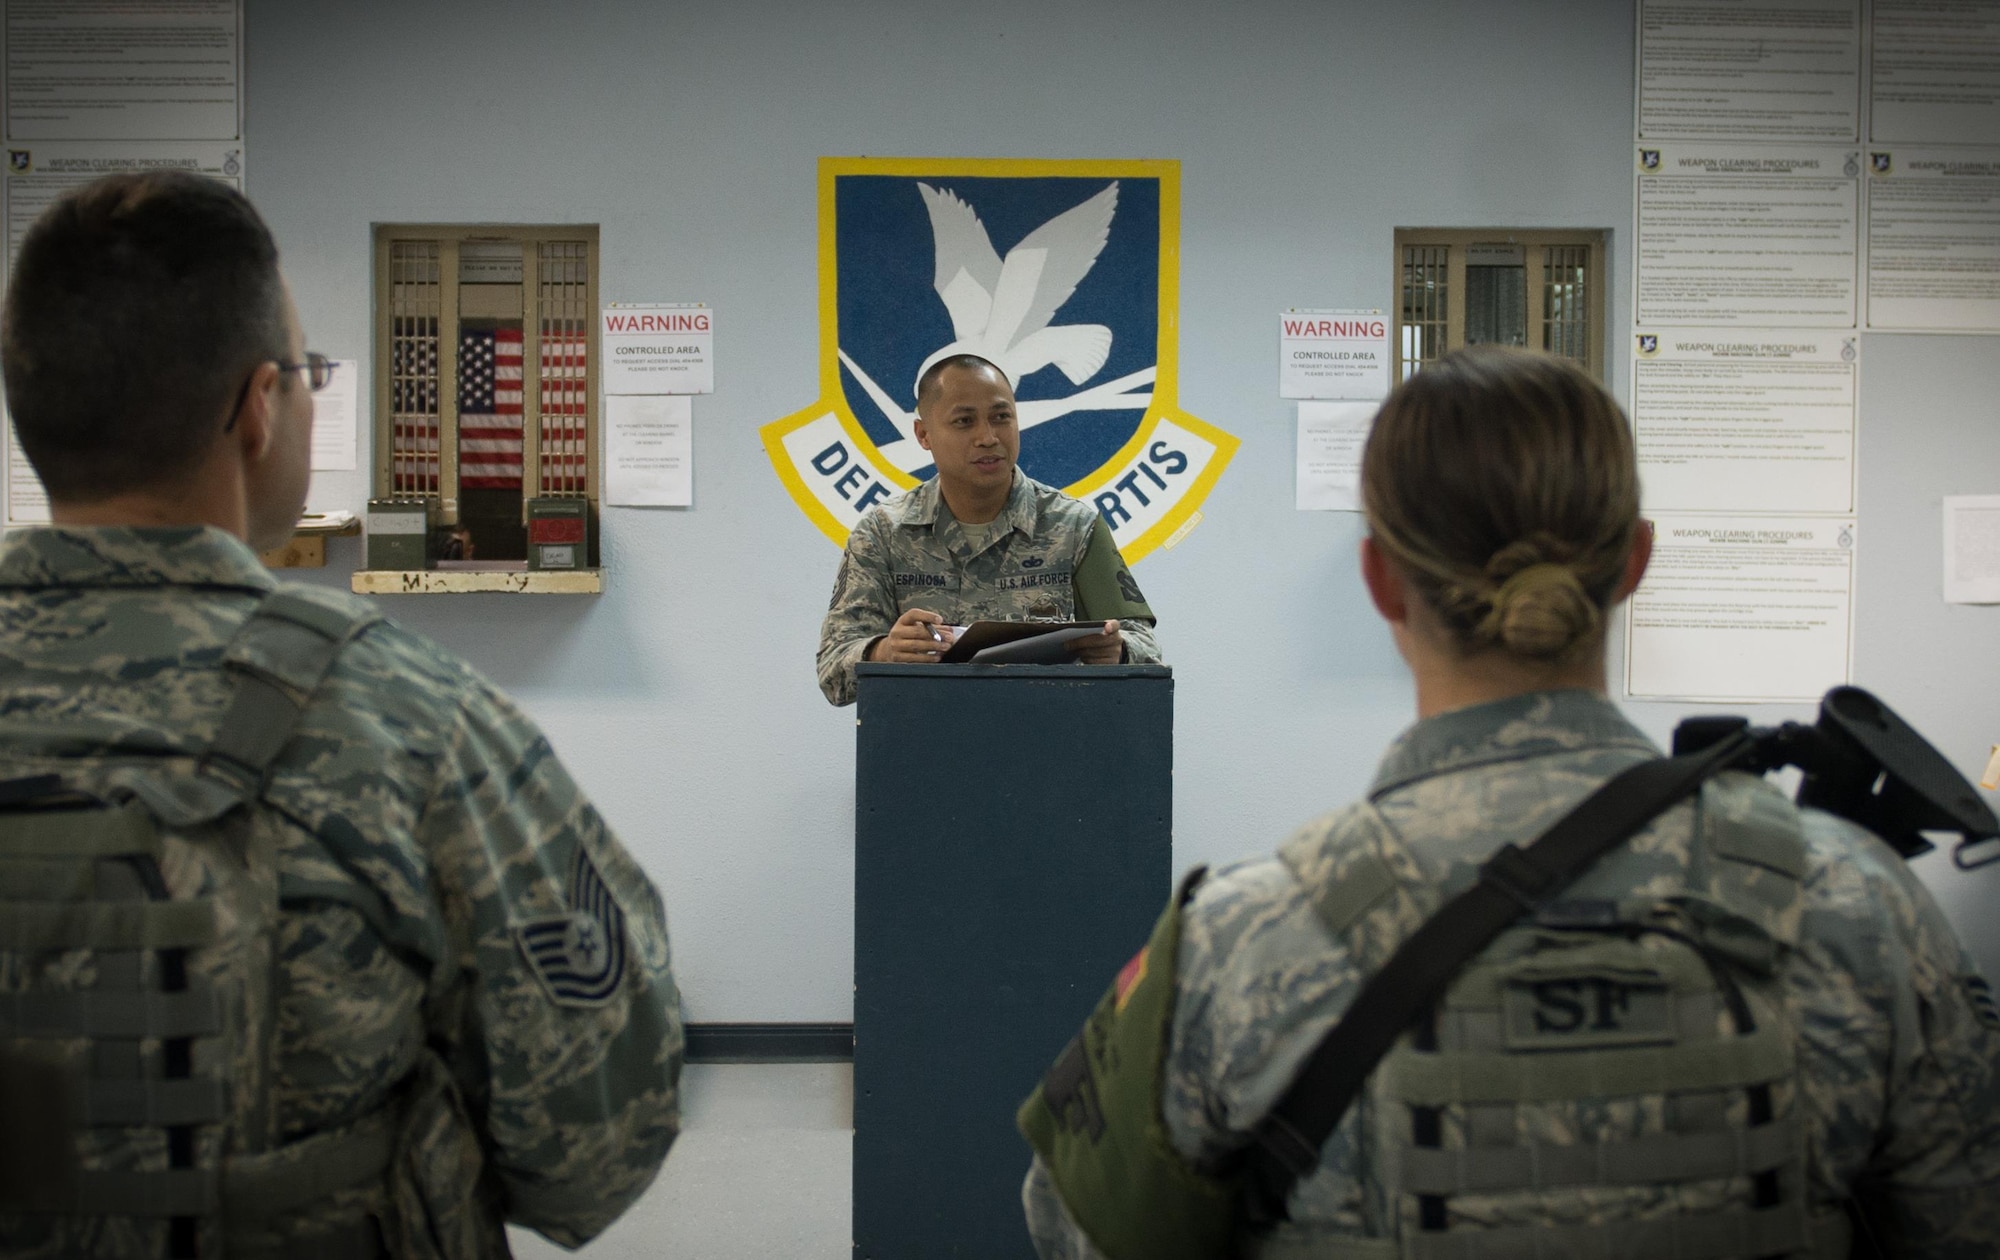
<box><xmin>364</xmin><ymin>498</ymin><xmax>433</xmax><ymax>571</ymax></box>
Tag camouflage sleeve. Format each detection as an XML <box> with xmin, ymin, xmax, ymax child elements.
<box><xmin>817</xmin><ymin>512</ymin><xmax>899</xmax><ymax>707</ymax></box>
<box><xmin>1796</xmin><ymin>813</ymin><xmax>2000</xmax><ymax>1255</ymax></box>
<box><xmin>1159</xmin><ymin>840</ymin><xmax>1385</xmax><ymax>1233</ymax></box>
<box><xmin>1160</xmin><ymin>855</ymin><xmax>1352</xmax><ymax>1163</ymax></box>
<box><xmin>420</xmin><ymin>677</ymin><xmax>682</xmax><ymax>1247</ymax></box>
<box><xmin>1072</xmin><ymin>517</ymin><xmax>1161</xmax><ymax>666</ymax></box>
<box><xmin>1022</xmin><ymin>1156</ymin><xmax>1115</xmax><ymax>1260</ymax></box>
<box><xmin>1117</xmin><ymin>617</ymin><xmax>1162</xmax><ymax>667</ymax></box>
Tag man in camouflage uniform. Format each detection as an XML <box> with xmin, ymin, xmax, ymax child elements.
<box><xmin>0</xmin><ymin>173</ymin><xmax>680</xmax><ymax>1255</ymax></box>
<box><xmin>817</xmin><ymin>354</ymin><xmax>1160</xmax><ymax>706</ymax></box>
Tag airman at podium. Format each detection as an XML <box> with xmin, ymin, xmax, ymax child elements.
<box><xmin>817</xmin><ymin>354</ymin><xmax>1161</xmax><ymax>706</ymax></box>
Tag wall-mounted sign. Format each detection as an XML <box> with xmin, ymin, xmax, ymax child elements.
<box><xmin>758</xmin><ymin>157</ymin><xmax>1237</xmax><ymax>562</ymax></box>
<box><xmin>1278</xmin><ymin>308</ymin><xmax>1390</xmax><ymax>400</ymax></box>
<box><xmin>602</xmin><ymin>303</ymin><xmax>713</xmax><ymax>394</ymax></box>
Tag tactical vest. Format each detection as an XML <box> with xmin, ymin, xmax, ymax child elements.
<box><xmin>0</xmin><ymin>588</ymin><xmax>443</xmax><ymax>1259</ymax></box>
<box><xmin>1023</xmin><ymin>773</ymin><xmax>1857</xmax><ymax>1260</ymax></box>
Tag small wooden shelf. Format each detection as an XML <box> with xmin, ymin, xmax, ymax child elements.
<box><xmin>262</xmin><ymin>515</ymin><xmax>362</xmax><ymax>569</ymax></box>
<box><xmin>350</xmin><ymin>569</ymin><xmax>602</xmax><ymax>595</ymax></box>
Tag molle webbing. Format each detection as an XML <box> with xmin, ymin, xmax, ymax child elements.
<box><xmin>1251</xmin><ymin>1209</ymin><xmax>1852</xmax><ymax>1260</ymax></box>
<box><xmin>1246</xmin><ymin>732</ymin><xmax>1759</xmax><ymax>1210</ymax></box>
<box><xmin>0</xmin><ymin>1112</ymin><xmax>396</xmax><ymax>1218</ymax></box>
<box><xmin>0</xmin><ymin>984</ymin><xmax>220</xmax><ymax>1039</ymax></box>
<box><xmin>0</xmin><ymin>899</ymin><xmax>216</xmax><ymax>950</ymax></box>
<box><xmin>1393</xmin><ymin>1115</ymin><xmax>1800</xmax><ymax>1195</ymax></box>
<box><xmin>0</xmin><ymin>587</ymin><xmax>387</xmax><ymax>1239</ymax></box>
<box><xmin>0</xmin><ymin>799</ymin><xmax>159</xmax><ymax>857</ymax></box>
<box><xmin>1397</xmin><ymin>1201</ymin><xmax>1809</xmax><ymax>1260</ymax></box>
<box><xmin>1379</xmin><ymin>1020</ymin><xmax>1790</xmax><ymax>1106</ymax></box>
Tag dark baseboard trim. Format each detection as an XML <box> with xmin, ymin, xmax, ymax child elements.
<box><xmin>685</xmin><ymin>1022</ymin><xmax>854</xmax><ymax>1063</ymax></box>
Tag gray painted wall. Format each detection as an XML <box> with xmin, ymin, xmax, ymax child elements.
<box><xmin>248</xmin><ymin>0</ymin><xmax>2000</xmax><ymax>1019</ymax></box>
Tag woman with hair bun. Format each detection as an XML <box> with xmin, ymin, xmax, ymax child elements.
<box><xmin>1022</xmin><ymin>346</ymin><xmax>2000</xmax><ymax>1260</ymax></box>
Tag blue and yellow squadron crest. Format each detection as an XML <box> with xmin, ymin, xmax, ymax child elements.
<box><xmin>760</xmin><ymin>157</ymin><xmax>1238</xmax><ymax>563</ymax></box>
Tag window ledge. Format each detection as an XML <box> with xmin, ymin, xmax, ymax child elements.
<box><xmin>350</xmin><ymin>569</ymin><xmax>601</xmax><ymax>595</ymax></box>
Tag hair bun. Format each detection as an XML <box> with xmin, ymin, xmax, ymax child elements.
<box><xmin>1480</xmin><ymin>562</ymin><xmax>1600</xmax><ymax>659</ymax></box>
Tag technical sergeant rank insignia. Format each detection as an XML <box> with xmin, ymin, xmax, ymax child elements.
<box><xmin>515</xmin><ymin>847</ymin><xmax>629</xmax><ymax>1007</ymax></box>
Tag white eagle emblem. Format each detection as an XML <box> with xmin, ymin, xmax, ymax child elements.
<box><xmin>841</xmin><ymin>182</ymin><xmax>1155</xmax><ymax>474</ymax></box>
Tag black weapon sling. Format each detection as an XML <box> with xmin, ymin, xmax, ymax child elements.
<box><xmin>1242</xmin><ymin>726</ymin><xmax>1760</xmax><ymax>1221</ymax></box>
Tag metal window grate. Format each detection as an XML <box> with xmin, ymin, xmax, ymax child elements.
<box><xmin>1400</xmin><ymin>245</ymin><xmax>1448</xmax><ymax>380</ymax></box>
<box><xmin>537</xmin><ymin>241</ymin><xmax>590</xmax><ymax>498</ymax></box>
<box><xmin>1542</xmin><ymin>245</ymin><xmax>1589</xmax><ymax>365</ymax></box>
<box><xmin>389</xmin><ymin>242</ymin><xmax>441</xmax><ymax>495</ymax></box>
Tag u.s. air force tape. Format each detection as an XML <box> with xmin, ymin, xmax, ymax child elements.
<box><xmin>514</xmin><ymin>847</ymin><xmax>628</xmax><ymax>1008</ymax></box>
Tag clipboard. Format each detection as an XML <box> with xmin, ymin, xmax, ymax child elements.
<box><xmin>938</xmin><ymin>621</ymin><xmax>1103</xmax><ymax>664</ymax></box>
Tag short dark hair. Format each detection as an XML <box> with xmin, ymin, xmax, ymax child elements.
<box><xmin>2</xmin><ymin>171</ymin><xmax>288</xmax><ymax>502</ymax></box>
<box><xmin>916</xmin><ymin>353</ymin><xmax>1008</xmax><ymax>413</ymax></box>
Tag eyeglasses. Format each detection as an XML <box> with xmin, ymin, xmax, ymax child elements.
<box><xmin>283</xmin><ymin>353</ymin><xmax>338</xmax><ymax>392</ymax></box>
<box><xmin>223</xmin><ymin>352</ymin><xmax>336</xmax><ymax>432</ymax></box>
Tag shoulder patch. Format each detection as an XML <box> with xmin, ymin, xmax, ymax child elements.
<box><xmin>514</xmin><ymin>847</ymin><xmax>628</xmax><ymax>1008</ymax></box>
<box><xmin>1113</xmin><ymin>945</ymin><xmax>1149</xmax><ymax>1012</ymax></box>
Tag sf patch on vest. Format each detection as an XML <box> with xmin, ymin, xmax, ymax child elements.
<box><xmin>515</xmin><ymin>847</ymin><xmax>628</xmax><ymax>1007</ymax></box>
<box><xmin>1018</xmin><ymin>868</ymin><xmax>1239</xmax><ymax>1260</ymax></box>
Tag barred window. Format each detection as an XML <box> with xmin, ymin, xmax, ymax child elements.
<box><xmin>1393</xmin><ymin>230</ymin><xmax>1606</xmax><ymax>382</ymax></box>
<box><xmin>371</xmin><ymin>225</ymin><xmax>600</xmax><ymax>564</ymax></box>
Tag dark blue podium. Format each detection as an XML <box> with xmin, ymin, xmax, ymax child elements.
<box><xmin>852</xmin><ymin>663</ymin><xmax>1174</xmax><ymax>1260</ymax></box>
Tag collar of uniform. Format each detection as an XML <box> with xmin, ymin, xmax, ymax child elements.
<box><xmin>894</xmin><ymin>469</ymin><xmax>1040</xmax><ymax>539</ymax></box>
<box><xmin>0</xmin><ymin>525</ymin><xmax>279</xmax><ymax>593</ymax></box>
<box><xmin>1368</xmin><ymin>689</ymin><xmax>1659</xmax><ymax>800</ymax></box>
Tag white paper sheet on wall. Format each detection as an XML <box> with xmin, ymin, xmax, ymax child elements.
<box><xmin>1865</xmin><ymin>149</ymin><xmax>2000</xmax><ymax>333</ymax></box>
<box><xmin>1295</xmin><ymin>401</ymin><xmax>1373</xmax><ymax>512</ymax></box>
<box><xmin>309</xmin><ymin>359</ymin><xmax>358</xmax><ymax>472</ymax></box>
<box><xmin>1632</xmin><ymin>328</ymin><xmax>1858</xmax><ymax>514</ymax></box>
<box><xmin>1626</xmin><ymin>514</ymin><xmax>1857</xmax><ymax>702</ymax></box>
<box><xmin>1637</xmin><ymin>0</ymin><xmax>1861</xmax><ymax>142</ymax></box>
<box><xmin>1634</xmin><ymin>144</ymin><xmax>1860</xmax><ymax>328</ymax></box>
<box><xmin>5</xmin><ymin>430</ymin><xmax>46</xmax><ymax>526</ymax></box>
<box><xmin>2</xmin><ymin>0</ymin><xmax>244</xmax><ymax>143</ymax></box>
<box><xmin>1870</xmin><ymin>0</ymin><xmax>2000</xmax><ymax>146</ymax></box>
<box><xmin>605</xmin><ymin>393</ymin><xmax>692</xmax><ymax>507</ymax></box>
<box><xmin>1944</xmin><ymin>495</ymin><xmax>2000</xmax><ymax>604</ymax></box>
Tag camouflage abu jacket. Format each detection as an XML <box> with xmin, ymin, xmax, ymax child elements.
<box><xmin>817</xmin><ymin>471</ymin><xmax>1162</xmax><ymax>705</ymax></box>
<box><xmin>0</xmin><ymin>527</ymin><xmax>682</xmax><ymax>1255</ymax></box>
<box><xmin>1024</xmin><ymin>689</ymin><xmax>2000</xmax><ymax>1259</ymax></box>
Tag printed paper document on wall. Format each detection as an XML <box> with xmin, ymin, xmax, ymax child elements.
<box><xmin>1626</xmin><ymin>514</ymin><xmax>1856</xmax><ymax>703</ymax></box>
<box><xmin>1635</xmin><ymin>144</ymin><xmax>1860</xmax><ymax>328</ymax></box>
<box><xmin>1295</xmin><ymin>401</ymin><xmax>1373</xmax><ymax>512</ymax></box>
<box><xmin>1944</xmin><ymin>495</ymin><xmax>2000</xmax><ymax>605</ymax></box>
<box><xmin>1865</xmin><ymin>149</ymin><xmax>2000</xmax><ymax>333</ymax></box>
<box><xmin>1638</xmin><ymin>0</ymin><xmax>1861</xmax><ymax>142</ymax></box>
<box><xmin>1633</xmin><ymin>329</ymin><xmax>1857</xmax><ymax>514</ymax></box>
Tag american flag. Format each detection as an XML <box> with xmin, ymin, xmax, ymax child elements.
<box><xmin>539</xmin><ymin>332</ymin><xmax>588</xmax><ymax>494</ymax></box>
<box><xmin>459</xmin><ymin>328</ymin><xmax>523</xmax><ymax>490</ymax></box>
<box><xmin>392</xmin><ymin>329</ymin><xmax>439</xmax><ymax>492</ymax></box>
